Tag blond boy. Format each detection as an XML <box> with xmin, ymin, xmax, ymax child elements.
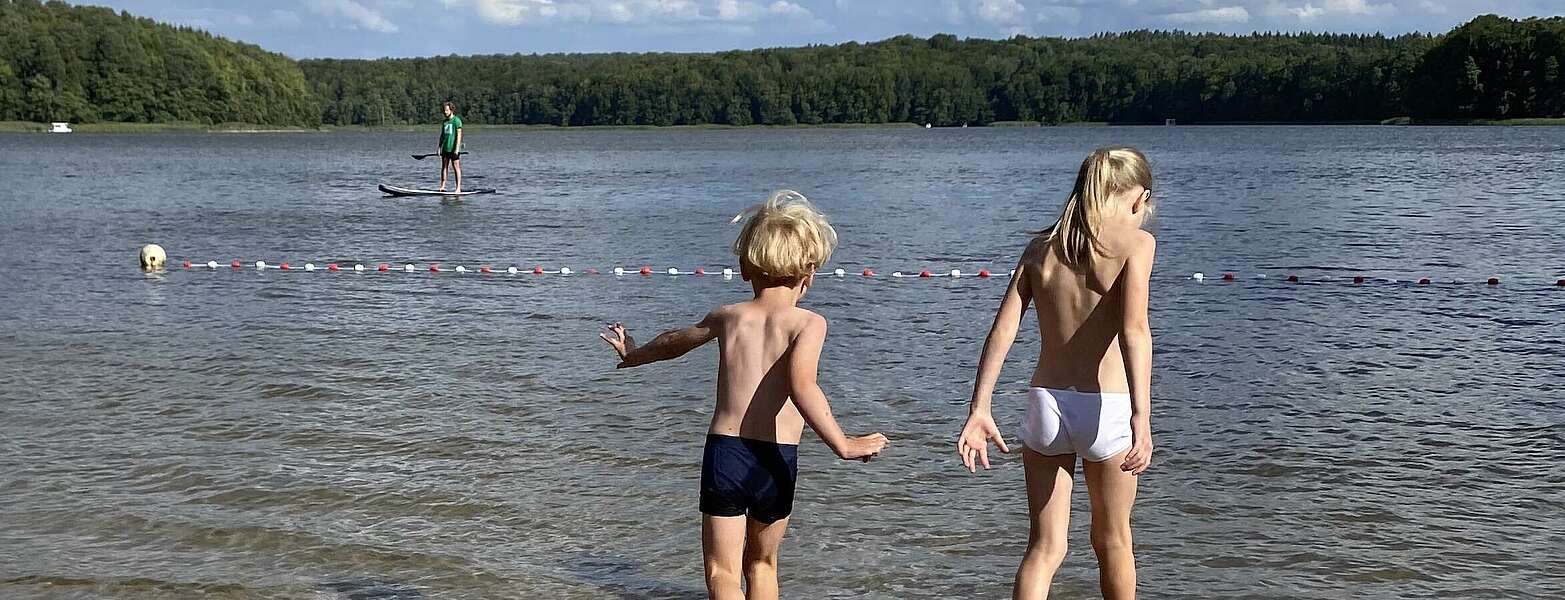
<box><xmin>601</xmin><ymin>190</ymin><xmax>889</xmax><ymax>600</ymax></box>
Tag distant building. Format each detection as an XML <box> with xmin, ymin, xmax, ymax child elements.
<box><xmin>49</xmin><ymin>122</ymin><xmax>72</xmax><ymax>133</ymax></box>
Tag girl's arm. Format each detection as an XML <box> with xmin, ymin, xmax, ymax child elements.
<box><xmin>601</xmin><ymin>313</ymin><xmax>717</xmax><ymax>368</ymax></box>
<box><xmin>1117</xmin><ymin>233</ymin><xmax>1156</xmax><ymax>474</ymax></box>
<box><xmin>789</xmin><ymin>315</ymin><xmax>888</xmax><ymax>461</ymax></box>
<box><xmin>957</xmin><ymin>253</ymin><xmax>1032</xmax><ymax>472</ymax></box>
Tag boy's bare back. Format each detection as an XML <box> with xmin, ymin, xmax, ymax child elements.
<box><xmin>1020</xmin><ymin>223</ymin><xmax>1155</xmax><ymax>393</ymax></box>
<box><xmin>705</xmin><ymin>301</ymin><xmax>820</xmax><ymax>444</ymax></box>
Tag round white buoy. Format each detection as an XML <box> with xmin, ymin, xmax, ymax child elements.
<box><xmin>561</xmin><ymin>267</ymin><xmax>573</xmax><ymax>275</ymax></box>
<box><xmin>206</xmin><ymin>260</ymin><xmax>218</xmax><ymax>269</ymax></box>
<box><xmin>305</xmin><ymin>263</ymin><xmax>316</xmax><ymax>272</ymax></box>
<box><xmin>404</xmin><ymin>264</ymin><xmax>415</xmax><ymax>272</ymax></box>
<box><xmin>1256</xmin><ymin>274</ymin><xmax>1267</xmax><ymax>279</ymax></box>
<box><xmin>354</xmin><ymin>264</ymin><xmax>365</xmax><ymax>272</ymax></box>
<box><xmin>834</xmin><ymin>268</ymin><xmax>845</xmax><ymax>277</ymax></box>
<box><xmin>951</xmin><ymin>269</ymin><xmax>962</xmax><ymax>278</ymax></box>
<box><xmin>138</xmin><ymin>244</ymin><xmax>167</xmax><ymax>271</ymax></box>
<box><xmin>892</xmin><ymin>271</ymin><xmax>904</xmax><ymax>278</ymax></box>
<box><xmin>455</xmin><ymin>266</ymin><xmax>468</xmax><ymax>273</ymax></box>
<box><xmin>614</xmin><ymin>267</ymin><xmax>625</xmax><ymax>276</ymax></box>
<box><xmin>1009</xmin><ymin>269</ymin><xmax>1016</xmax><ymax>278</ymax></box>
<box><xmin>508</xmin><ymin>266</ymin><xmax>519</xmax><ymax>275</ymax></box>
<box><xmin>1192</xmin><ymin>272</ymin><xmax>1205</xmax><ymax>281</ymax></box>
<box><xmin>723</xmin><ymin>268</ymin><xmax>734</xmax><ymax>277</ymax></box>
<box><xmin>668</xmin><ymin>268</ymin><xmax>679</xmax><ymax>275</ymax></box>
<box><xmin>255</xmin><ymin>261</ymin><xmax>267</xmax><ymax>270</ymax></box>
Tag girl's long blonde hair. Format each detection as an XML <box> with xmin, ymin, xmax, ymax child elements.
<box><xmin>1046</xmin><ymin>146</ymin><xmax>1154</xmax><ymax>266</ymax></box>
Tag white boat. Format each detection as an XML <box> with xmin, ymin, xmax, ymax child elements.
<box><xmin>49</xmin><ymin>122</ymin><xmax>72</xmax><ymax>133</ymax></box>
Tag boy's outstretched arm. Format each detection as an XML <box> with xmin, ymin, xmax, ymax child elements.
<box><xmin>788</xmin><ymin>315</ymin><xmax>888</xmax><ymax>462</ymax></box>
<box><xmin>600</xmin><ymin>312</ymin><xmax>718</xmax><ymax>368</ymax></box>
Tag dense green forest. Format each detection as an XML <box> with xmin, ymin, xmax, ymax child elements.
<box><xmin>3</xmin><ymin>0</ymin><xmax>1563</xmax><ymax>127</ymax></box>
<box><xmin>0</xmin><ymin>0</ymin><xmax>317</xmax><ymax>125</ymax></box>
<box><xmin>304</xmin><ymin>32</ymin><xmax>1439</xmax><ymax>127</ymax></box>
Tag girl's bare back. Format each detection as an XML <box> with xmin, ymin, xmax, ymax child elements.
<box><xmin>1022</xmin><ymin>224</ymin><xmax>1155</xmax><ymax>394</ymax></box>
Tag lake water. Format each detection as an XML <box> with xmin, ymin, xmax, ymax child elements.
<box><xmin>1</xmin><ymin>127</ymin><xmax>1562</xmax><ymax>599</ymax></box>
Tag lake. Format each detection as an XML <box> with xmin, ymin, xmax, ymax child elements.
<box><xmin>1</xmin><ymin>126</ymin><xmax>1562</xmax><ymax>599</ymax></box>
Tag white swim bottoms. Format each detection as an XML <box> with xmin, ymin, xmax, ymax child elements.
<box><xmin>1019</xmin><ymin>387</ymin><xmax>1133</xmax><ymax>462</ymax></box>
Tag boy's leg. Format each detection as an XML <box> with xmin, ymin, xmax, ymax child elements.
<box><xmin>1083</xmin><ymin>449</ymin><xmax>1139</xmax><ymax>600</ymax></box>
<box><xmin>452</xmin><ymin>159</ymin><xmax>462</xmax><ymax>193</ymax></box>
<box><xmin>1015</xmin><ymin>448</ymin><xmax>1075</xmax><ymax>600</ymax></box>
<box><xmin>703</xmin><ymin>515</ymin><xmax>748</xmax><ymax>600</ymax></box>
<box><xmin>438</xmin><ymin>156</ymin><xmax>449</xmax><ymax>191</ymax></box>
<box><xmin>742</xmin><ymin>516</ymin><xmax>789</xmax><ymax>600</ymax></box>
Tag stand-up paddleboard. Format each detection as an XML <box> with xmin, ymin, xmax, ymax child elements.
<box><xmin>379</xmin><ymin>184</ymin><xmax>496</xmax><ymax>197</ymax></box>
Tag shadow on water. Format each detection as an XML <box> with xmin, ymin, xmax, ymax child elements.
<box><xmin>564</xmin><ymin>553</ymin><xmax>706</xmax><ymax>600</ymax></box>
<box><xmin>316</xmin><ymin>578</ymin><xmax>426</xmax><ymax>600</ymax></box>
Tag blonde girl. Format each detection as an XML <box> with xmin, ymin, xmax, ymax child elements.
<box><xmin>957</xmin><ymin>147</ymin><xmax>1158</xmax><ymax>600</ymax></box>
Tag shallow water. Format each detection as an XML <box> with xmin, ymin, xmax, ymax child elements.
<box><xmin>1</xmin><ymin>127</ymin><xmax>1562</xmax><ymax>599</ymax></box>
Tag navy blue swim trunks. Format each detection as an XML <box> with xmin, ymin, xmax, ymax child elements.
<box><xmin>700</xmin><ymin>434</ymin><xmax>799</xmax><ymax>523</ymax></box>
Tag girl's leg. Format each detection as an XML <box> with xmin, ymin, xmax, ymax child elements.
<box><xmin>742</xmin><ymin>516</ymin><xmax>789</xmax><ymax>600</ymax></box>
<box><xmin>452</xmin><ymin>159</ymin><xmax>462</xmax><ymax>193</ymax></box>
<box><xmin>1083</xmin><ymin>449</ymin><xmax>1139</xmax><ymax>600</ymax></box>
<box><xmin>438</xmin><ymin>156</ymin><xmax>449</xmax><ymax>190</ymax></box>
<box><xmin>1014</xmin><ymin>448</ymin><xmax>1076</xmax><ymax>600</ymax></box>
<box><xmin>703</xmin><ymin>515</ymin><xmax>748</xmax><ymax>600</ymax></box>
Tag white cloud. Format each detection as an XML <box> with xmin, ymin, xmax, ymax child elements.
<box><xmin>976</xmin><ymin>0</ymin><xmax>1026</xmax><ymax>25</ymax></box>
<box><xmin>306</xmin><ymin>0</ymin><xmax>399</xmax><ymax>32</ymax></box>
<box><xmin>440</xmin><ymin>0</ymin><xmax>563</xmax><ymax>25</ymax></box>
<box><xmin>1416</xmin><ymin>0</ymin><xmax>1446</xmax><ymax>15</ymax></box>
<box><xmin>715</xmin><ymin>0</ymin><xmax>816</xmax><ymax>22</ymax></box>
<box><xmin>1168</xmin><ymin>5</ymin><xmax>1251</xmax><ymax>24</ymax></box>
<box><xmin>444</xmin><ymin>0</ymin><xmax>818</xmax><ymax>26</ymax></box>
<box><xmin>1268</xmin><ymin>0</ymin><xmax>1395</xmax><ymax>21</ymax></box>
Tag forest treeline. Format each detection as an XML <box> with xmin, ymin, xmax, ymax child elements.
<box><xmin>3</xmin><ymin>0</ymin><xmax>1563</xmax><ymax>127</ymax></box>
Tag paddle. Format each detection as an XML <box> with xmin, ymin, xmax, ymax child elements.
<box><xmin>412</xmin><ymin>151</ymin><xmax>468</xmax><ymax>160</ymax></box>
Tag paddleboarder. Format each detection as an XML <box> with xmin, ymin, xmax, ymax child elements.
<box><xmin>438</xmin><ymin>101</ymin><xmax>464</xmax><ymax>193</ymax></box>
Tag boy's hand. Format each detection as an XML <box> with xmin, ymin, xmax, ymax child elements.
<box><xmin>1121</xmin><ymin>424</ymin><xmax>1153</xmax><ymax>475</ymax></box>
<box><xmin>599</xmin><ymin>323</ymin><xmax>636</xmax><ymax>360</ymax></box>
<box><xmin>838</xmin><ymin>433</ymin><xmax>888</xmax><ymax>463</ymax></box>
<box><xmin>957</xmin><ymin>411</ymin><xmax>1010</xmax><ymax>473</ymax></box>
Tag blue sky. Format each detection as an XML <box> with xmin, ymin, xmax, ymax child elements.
<box><xmin>91</xmin><ymin>0</ymin><xmax>1565</xmax><ymax>59</ymax></box>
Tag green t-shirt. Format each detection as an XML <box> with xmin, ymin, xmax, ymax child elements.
<box><xmin>440</xmin><ymin>115</ymin><xmax>463</xmax><ymax>153</ymax></box>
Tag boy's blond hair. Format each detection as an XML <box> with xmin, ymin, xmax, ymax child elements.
<box><xmin>731</xmin><ymin>190</ymin><xmax>837</xmax><ymax>284</ymax></box>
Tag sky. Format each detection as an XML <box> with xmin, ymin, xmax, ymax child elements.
<box><xmin>88</xmin><ymin>0</ymin><xmax>1565</xmax><ymax>59</ymax></box>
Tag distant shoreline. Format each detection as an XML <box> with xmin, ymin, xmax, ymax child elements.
<box><xmin>6</xmin><ymin>118</ymin><xmax>1564</xmax><ymax>134</ymax></box>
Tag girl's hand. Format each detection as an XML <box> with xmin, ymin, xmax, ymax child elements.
<box><xmin>599</xmin><ymin>323</ymin><xmax>635</xmax><ymax>360</ymax></box>
<box><xmin>957</xmin><ymin>411</ymin><xmax>1010</xmax><ymax>473</ymax></box>
<box><xmin>1121</xmin><ymin>426</ymin><xmax>1153</xmax><ymax>475</ymax></box>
